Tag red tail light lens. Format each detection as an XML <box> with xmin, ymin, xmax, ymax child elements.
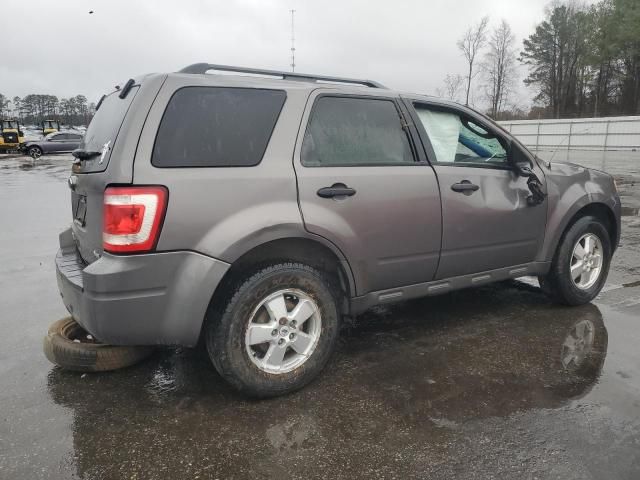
<box><xmin>103</xmin><ymin>186</ymin><xmax>168</xmax><ymax>253</ymax></box>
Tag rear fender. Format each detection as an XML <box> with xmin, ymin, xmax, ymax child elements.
<box><xmin>196</xmin><ymin>213</ymin><xmax>356</xmax><ymax>297</ymax></box>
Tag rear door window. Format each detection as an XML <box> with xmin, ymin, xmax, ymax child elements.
<box><xmin>301</xmin><ymin>96</ymin><xmax>415</xmax><ymax>166</ymax></box>
<box><xmin>152</xmin><ymin>87</ymin><xmax>286</xmax><ymax>168</ymax></box>
<box><xmin>78</xmin><ymin>87</ymin><xmax>139</xmax><ymax>172</ymax></box>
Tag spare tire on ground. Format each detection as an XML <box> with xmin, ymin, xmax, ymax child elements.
<box><xmin>43</xmin><ymin>317</ymin><xmax>154</xmax><ymax>372</ymax></box>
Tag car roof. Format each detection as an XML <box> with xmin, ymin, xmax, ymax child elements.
<box><xmin>164</xmin><ymin>63</ymin><xmax>395</xmax><ymax>96</ymax></box>
<box><xmin>162</xmin><ymin>64</ymin><xmax>472</xmax><ymax>112</ymax></box>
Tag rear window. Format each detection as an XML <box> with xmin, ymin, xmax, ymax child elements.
<box><xmin>152</xmin><ymin>87</ymin><xmax>286</xmax><ymax>168</ymax></box>
<box><xmin>78</xmin><ymin>87</ymin><xmax>139</xmax><ymax>172</ymax></box>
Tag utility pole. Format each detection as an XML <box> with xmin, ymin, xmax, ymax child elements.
<box><xmin>290</xmin><ymin>9</ymin><xmax>296</xmax><ymax>72</ymax></box>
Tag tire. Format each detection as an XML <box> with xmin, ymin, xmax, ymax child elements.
<box><xmin>28</xmin><ymin>146</ymin><xmax>42</xmax><ymax>158</ymax></box>
<box><xmin>43</xmin><ymin>317</ymin><xmax>154</xmax><ymax>372</ymax></box>
<box><xmin>539</xmin><ymin>215</ymin><xmax>612</xmax><ymax>306</ymax></box>
<box><xmin>206</xmin><ymin>263</ymin><xmax>340</xmax><ymax>398</ymax></box>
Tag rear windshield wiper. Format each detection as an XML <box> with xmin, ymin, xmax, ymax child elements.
<box><xmin>72</xmin><ymin>149</ymin><xmax>101</xmax><ymax>161</ymax></box>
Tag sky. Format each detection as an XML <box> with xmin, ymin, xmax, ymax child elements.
<box><xmin>2</xmin><ymin>0</ymin><xmax>575</xmax><ymax>110</ymax></box>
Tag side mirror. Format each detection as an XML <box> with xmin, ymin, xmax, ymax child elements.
<box><xmin>508</xmin><ymin>140</ymin><xmax>534</xmax><ymax>177</ymax></box>
<box><xmin>514</xmin><ymin>161</ymin><xmax>535</xmax><ymax>178</ymax></box>
<box><xmin>507</xmin><ymin>140</ymin><xmax>547</xmax><ymax>206</ymax></box>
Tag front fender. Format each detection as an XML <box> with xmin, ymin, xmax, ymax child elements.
<box><xmin>538</xmin><ymin>163</ymin><xmax>620</xmax><ymax>262</ymax></box>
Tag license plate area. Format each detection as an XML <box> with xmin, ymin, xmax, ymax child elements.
<box><xmin>73</xmin><ymin>193</ymin><xmax>87</xmax><ymax>227</ymax></box>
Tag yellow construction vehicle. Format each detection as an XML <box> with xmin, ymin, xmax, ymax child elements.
<box><xmin>0</xmin><ymin>119</ymin><xmax>25</xmax><ymax>152</ymax></box>
<box><xmin>42</xmin><ymin>119</ymin><xmax>61</xmax><ymax>136</ymax></box>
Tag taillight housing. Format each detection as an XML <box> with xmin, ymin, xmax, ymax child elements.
<box><xmin>103</xmin><ymin>186</ymin><xmax>168</xmax><ymax>253</ymax></box>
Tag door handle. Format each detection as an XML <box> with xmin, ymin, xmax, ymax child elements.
<box><xmin>451</xmin><ymin>180</ymin><xmax>479</xmax><ymax>193</ymax></box>
<box><xmin>317</xmin><ymin>183</ymin><xmax>356</xmax><ymax>199</ymax></box>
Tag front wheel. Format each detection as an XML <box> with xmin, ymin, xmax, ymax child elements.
<box><xmin>206</xmin><ymin>263</ymin><xmax>340</xmax><ymax>397</ymax></box>
<box><xmin>539</xmin><ymin>215</ymin><xmax>612</xmax><ymax>305</ymax></box>
<box><xmin>27</xmin><ymin>146</ymin><xmax>43</xmax><ymax>159</ymax></box>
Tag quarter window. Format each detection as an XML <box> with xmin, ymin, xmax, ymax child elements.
<box><xmin>152</xmin><ymin>87</ymin><xmax>286</xmax><ymax>167</ymax></box>
<box><xmin>301</xmin><ymin>96</ymin><xmax>415</xmax><ymax>167</ymax></box>
<box><xmin>414</xmin><ymin>106</ymin><xmax>508</xmax><ymax>166</ymax></box>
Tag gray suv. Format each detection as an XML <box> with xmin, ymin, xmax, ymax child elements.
<box><xmin>54</xmin><ymin>64</ymin><xmax>620</xmax><ymax>397</ymax></box>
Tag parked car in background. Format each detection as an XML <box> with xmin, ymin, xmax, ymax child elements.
<box><xmin>23</xmin><ymin>131</ymin><xmax>84</xmax><ymax>157</ymax></box>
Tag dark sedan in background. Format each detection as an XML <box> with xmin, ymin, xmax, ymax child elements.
<box><xmin>23</xmin><ymin>132</ymin><xmax>83</xmax><ymax>158</ymax></box>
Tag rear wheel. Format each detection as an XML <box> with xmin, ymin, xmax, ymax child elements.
<box><xmin>539</xmin><ymin>216</ymin><xmax>612</xmax><ymax>305</ymax></box>
<box><xmin>206</xmin><ymin>263</ymin><xmax>340</xmax><ymax>397</ymax></box>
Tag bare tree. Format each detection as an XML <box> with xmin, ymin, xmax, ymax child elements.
<box><xmin>457</xmin><ymin>16</ymin><xmax>490</xmax><ymax>106</ymax></box>
<box><xmin>483</xmin><ymin>20</ymin><xmax>517</xmax><ymax>118</ymax></box>
<box><xmin>436</xmin><ymin>74</ymin><xmax>465</xmax><ymax>101</ymax></box>
<box><xmin>0</xmin><ymin>94</ymin><xmax>9</xmax><ymax>118</ymax></box>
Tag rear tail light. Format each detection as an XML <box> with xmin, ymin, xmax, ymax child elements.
<box><xmin>103</xmin><ymin>186</ymin><xmax>168</xmax><ymax>253</ymax></box>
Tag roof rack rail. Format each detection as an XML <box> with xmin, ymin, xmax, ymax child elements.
<box><xmin>177</xmin><ymin>63</ymin><xmax>386</xmax><ymax>89</ymax></box>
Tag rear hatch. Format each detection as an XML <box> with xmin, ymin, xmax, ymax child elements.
<box><xmin>70</xmin><ymin>85</ymin><xmax>141</xmax><ymax>264</ymax></box>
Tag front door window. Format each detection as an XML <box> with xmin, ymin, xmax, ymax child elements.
<box><xmin>414</xmin><ymin>108</ymin><xmax>508</xmax><ymax>166</ymax></box>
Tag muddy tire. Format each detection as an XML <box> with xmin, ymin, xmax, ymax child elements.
<box><xmin>206</xmin><ymin>263</ymin><xmax>340</xmax><ymax>398</ymax></box>
<box><xmin>43</xmin><ymin>317</ymin><xmax>154</xmax><ymax>372</ymax></box>
<box><xmin>539</xmin><ymin>215</ymin><xmax>612</xmax><ymax>306</ymax></box>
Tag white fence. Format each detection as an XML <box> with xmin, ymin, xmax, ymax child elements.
<box><xmin>499</xmin><ymin>116</ymin><xmax>640</xmax><ymax>152</ymax></box>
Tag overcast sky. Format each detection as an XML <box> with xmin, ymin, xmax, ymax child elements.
<box><xmin>3</xmin><ymin>0</ymin><xmax>577</xmax><ymax>109</ymax></box>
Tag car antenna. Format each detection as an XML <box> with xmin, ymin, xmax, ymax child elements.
<box><xmin>548</xmin><ymin>124</ymin><xmax>594</xmax><ymax>164</ymax></box>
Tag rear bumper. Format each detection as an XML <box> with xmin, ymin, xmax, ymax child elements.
<box><xmin>55</xmin><ymin>228</ymin><xmax>230</xmax><ymax>346</ymax></box>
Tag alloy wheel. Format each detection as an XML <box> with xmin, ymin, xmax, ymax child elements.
<box><xmin>570</xmin><ymin>233</ymin><xmax>603</xmax><ymax>290</ymax></box>
<box><xmin>29</xmin><ymin>147</ymin><xmax>42</xmax><ymax>159</ymax></box>
<box><xmin>244</xmin><ymin>289</ymin><xmax>322</xmax><ymax>374</ymax></box>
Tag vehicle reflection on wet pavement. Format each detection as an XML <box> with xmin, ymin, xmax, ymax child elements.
<box><xmin>1</xmin><ymin>155</ymin><xmax>639</xmax><ymax>479</ymax></box>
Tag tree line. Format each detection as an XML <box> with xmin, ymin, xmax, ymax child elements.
<box><xmin>3</xmin><ymin>0</ymin><xmax>639</xmax><ymax>123</ymax></box>
<box><xmin>0</xmin><ymin>93</ymin><xmax>96</xmax><ymax>126</ymax></box>
<box><xmin>439</xmin><ymin>0</ymin><xmax>639</xmax><ymax>119</ymax></box>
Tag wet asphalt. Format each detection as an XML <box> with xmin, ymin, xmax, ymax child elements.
<box><xmin>1</xmin><ymin>154</ymin><xmax>639</xmax><ymax>479</ymax></box>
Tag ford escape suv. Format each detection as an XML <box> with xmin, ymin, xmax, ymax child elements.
<box><xmin>54</xmin><ymin>63</ymin><xmax>620</xmax><ymax>397</ymax></box>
